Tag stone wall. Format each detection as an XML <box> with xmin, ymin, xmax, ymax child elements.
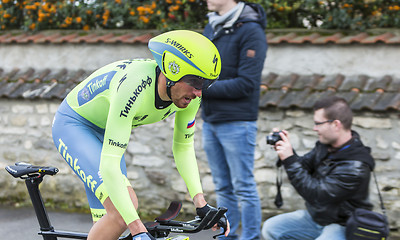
<box><xmin>0</xmin><ymin>99</ymin><xmax>399</xmax><ymax>229</ymax></box>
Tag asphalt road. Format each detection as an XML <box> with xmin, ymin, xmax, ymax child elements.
<box><xmin>0</xmin><ymin>206</ymin><xmax>220</xmax><ymax>240</ymax></box>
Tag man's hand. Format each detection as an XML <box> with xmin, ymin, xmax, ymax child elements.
<box><xmin>132</xmin><ymin>232</ymin><xmax>156</xmax><ymax>240</ymax></box>
<box><xmin>272</xmin><ymin>129</ymin><xmax>294</xmax><ymax>161</ymax></box>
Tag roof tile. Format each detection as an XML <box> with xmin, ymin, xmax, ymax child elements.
<box><xmin>360</xmin><ymin>32</ymin><xmax>396</xmax><ymax>44</ymax></box>
<box><xmin>312</xmin><ymin>33</ymin><xmax>344</xmax><ymax>44</ymax></box>
<box><xmin>338</xmin><ymin>75</ymin><xmax>367</xmax><ymax>91</ymax></box>
<box><xmin>0</xmin><ymin>31</ymin><xmax>399</xmax><ymax>45</ymax></box>
<box><xmin>350</xmin><ymin>92</ymin><xmax>383</xmax><ymax>111</ymax></box>
<box><xmin>0</xmin><ymin>66</ymin><xmax>399</xmax><ymax>111</ymax></box>
<box><xmin>373</xmin><ymin>93</ymin><xmax>400</xmax><ymax>111</ymax></box>
<box><xmin>290</xmin><ymin>33</ymin><xmax>320</xmax><ymax>44</ymax></box>
<box><xmin>336</xmin><ymin>33</ymin><xmax>369</xmax><ymax>44</ymax></box>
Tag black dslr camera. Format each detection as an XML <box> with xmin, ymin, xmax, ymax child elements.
<box><xmin>266</xmin><ymin>131</ymin><xmax>282</xmax><ymax>145</ymax></box>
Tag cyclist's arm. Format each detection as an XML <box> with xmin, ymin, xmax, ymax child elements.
<box><xmin>172</xmin><ymin>98</ymin><xmax>203</xmax><ymax>199</ymax></box>
<box><xmin>100</xmin><ymin>90</ymin><xmax>139</xmax><ymax>225</ymax></box>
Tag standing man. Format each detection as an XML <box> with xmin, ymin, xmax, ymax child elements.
<box><xmin>262</xmin><ymin>96</ymin><xmax>375</xmax><ymax>240</ymax></box>
<box><xmin>201</xmin><ymin>1</ymin><xmax>268</xmax><ymax>239</ymax></box>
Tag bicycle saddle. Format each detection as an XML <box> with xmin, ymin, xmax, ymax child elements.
<box><xmin>5</xmin><ymin>162</ymin><xmax>59</xmax><ymax>178</ymax></box>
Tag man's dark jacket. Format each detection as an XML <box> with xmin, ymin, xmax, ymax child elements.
<box><xmin>202</xmin><ymin>3</ymin><xmax>267</xmax><ymax>123</ymax></box>
<box><xmin>282</xmin><ymin>131</ymin><xmax>375</xmax><ymax>226</ymax></box>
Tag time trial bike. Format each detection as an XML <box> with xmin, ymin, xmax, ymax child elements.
<box><xmin>5</xmin><ymin>162</ymin><xmax>228</xmax><ymax>240</ymax></box>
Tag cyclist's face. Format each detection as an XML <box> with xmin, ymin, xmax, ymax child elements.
<box><xmin>171</xmin><ymin>78</ymin><xmax>202</xmax><ymax>108</ymax></box>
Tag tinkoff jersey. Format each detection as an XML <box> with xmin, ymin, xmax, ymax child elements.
<box><xmin>64</xmin><ymin>59</ymin><xmax>202</xmax><ymax>224</ymax></box>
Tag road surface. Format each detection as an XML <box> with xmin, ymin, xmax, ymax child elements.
<box><xmin>0</xmin><ymin>206</ymin><xmax>222</xmax><ymax>239</ymax></box>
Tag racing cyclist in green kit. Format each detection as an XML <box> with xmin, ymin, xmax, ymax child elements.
<box><xmin>52</xmin><ymin>30</ymin><xmax>229</xmax><ymax>240</ymax></box>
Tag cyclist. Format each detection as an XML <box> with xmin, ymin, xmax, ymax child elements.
<box><xmin>52</xmin><ymin>30</ymin><xmax>229</xmax><ymax>240</ymax></box>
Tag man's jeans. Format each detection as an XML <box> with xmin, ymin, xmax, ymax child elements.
<box><xmin>202</xmin><ymin>121</ymin><xmax>261</xmax><ymax>240</ymax></box>
<box><xmin>262</xmin><ymin>210</ymin><xmax>346</xmax><ymax>240</ymax></box>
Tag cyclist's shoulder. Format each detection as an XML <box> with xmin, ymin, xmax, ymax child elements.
<box><xmin>99</xmin><ymin>58</ymin><xmax>156</xmax><ymax>75</ymax></box>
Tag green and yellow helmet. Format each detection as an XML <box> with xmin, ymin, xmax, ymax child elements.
<box><xmin>148</xmin><ymin>30</ymin><xmax>221</xmax><ymax>84</ymax></box>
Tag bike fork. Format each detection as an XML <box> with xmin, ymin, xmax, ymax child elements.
<box><xmin>25</xmin><ymin>177</ymin><xmax>58</xmax><ymax>240</ymax></box>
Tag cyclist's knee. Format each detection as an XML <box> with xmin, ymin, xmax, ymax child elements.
<box><xmin>103</xmin><ymin>198</ymin><xmax>127</xmax><ymax>228</ymax></box>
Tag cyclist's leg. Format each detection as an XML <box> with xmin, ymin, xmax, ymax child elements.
<box><xmin>315</xmin><ymin>223</ymin><xmax>346</xmax><ymax>240</ymax></box>
<box><xmin>85</xmin><ymin>156</ymin><xmax>129</xmax><ymax>222</ymax></box>
<box><xmin>216</xmin><ymin>121</ymin><xmax>261</xmax><ymax>240</ymax></box>
<box><xmin>202</xmin><ymin>122</ymin><xmax>240</xmax><ymax>240</ymax></box>
<box><xmin>52</xmin><ymin>101</ymin><xmax>133</xmax><ymax>238</ymax></box>
<box><xmin>261</xmin><ymin>210</ymin><xmax>322</xmax><ymax>240</ymax></box>
<box><xmin>88</xmin><ymin>186</ymin><xmax>141</xmax><ymax>240</ymax></box>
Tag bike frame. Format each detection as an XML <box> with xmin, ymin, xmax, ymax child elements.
<box><xmin>5</xmin><ymin>162</ymin><xmax>227</xmax><ymax>240</ymax></box>
<box><xmin>25</xmin><ymin>174</ymin><xmax>91</xmax><ymax>240</ymax></box>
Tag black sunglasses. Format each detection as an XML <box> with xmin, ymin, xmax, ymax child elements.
<box><xmin>181</xmin><ymin>76</ymin><xmax>216</xmax><ymax>90</ymax></box>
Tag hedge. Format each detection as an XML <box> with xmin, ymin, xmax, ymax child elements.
<box><xmin>0</xmin><ymin>0</ymin><xmax>399</xmax><ymax>31</ymax></box>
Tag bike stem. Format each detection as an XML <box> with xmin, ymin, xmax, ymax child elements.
<box><xmin>25</xmin><ymin>176</ymin><xmax>57</xmax><ymax>240</ymax></box>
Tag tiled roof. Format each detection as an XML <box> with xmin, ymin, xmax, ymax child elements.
<box><xmin>0</xmin><ymin>31</ymin><xmax>154</xmax><ymax>45</ymax></box>
<box><xmin>0</xmin><ymin>30</ymin><xmax>400</xmax><ymax>45</ymax></box>
<box><xmin>0</xmin><ymin>68</ymin><xmax>399</xmax><ymax>111</ymax></box>
<box><xmin>260</xmin><ymin>73</ymin><xmax>400</xmax><ymax>111</ymax></box>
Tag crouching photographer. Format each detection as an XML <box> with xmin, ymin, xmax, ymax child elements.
<box><xmin>262</xmin><ymin>96</ymin><xmax>377</xmax><ymax>240</ymax></box>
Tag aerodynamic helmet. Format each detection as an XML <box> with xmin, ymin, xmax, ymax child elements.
<box><xmin>148</xmin><ymin>30</ymin><xmax>221</xmax><ymax>90</ymax></box>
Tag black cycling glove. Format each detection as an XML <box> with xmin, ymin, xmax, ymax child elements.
<box><xmin>196</xmin><ymin>204</ymin><xmax>228</xmax><ymax>230</ymax></box>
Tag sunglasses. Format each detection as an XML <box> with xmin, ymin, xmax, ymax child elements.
<box><xmin>181</xmin><ymin>75</ymin><xmax>216</xmax><ymax>90</ymax></box>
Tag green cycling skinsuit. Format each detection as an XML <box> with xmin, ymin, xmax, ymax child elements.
<box><xmin>52</xmin><ymin>59</ymin><xmax>203</xmax><ymax>224</ymax></box>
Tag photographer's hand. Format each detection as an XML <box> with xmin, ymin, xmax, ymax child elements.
<box><xmin>275</xmin><ymin>130</ymin><xmax>294</xmax><ymax>161</ymax></box>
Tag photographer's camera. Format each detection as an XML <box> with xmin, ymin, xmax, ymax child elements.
<box><xmin>266</xmin><ymin>131</ymin><xmax>282</xmax><ymax>145</ymax></box>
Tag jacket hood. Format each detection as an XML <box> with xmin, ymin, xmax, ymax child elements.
<box><xmin>238</xmin><ymin>3</ymin><xmax>267</xmax><ymax>29</ymax></box>
<box><xmin>326</xmin><ymin>131</ymin><xmax>375</xmax><ymax>171</ymax></box>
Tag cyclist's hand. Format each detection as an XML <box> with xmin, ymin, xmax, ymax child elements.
<box><xmin>214</xmin><ymin>214</ymin><xmax>230</xmax><ymax>237</ymax></box>
<box><xmin>132</xmin><ymin>232</ymin><xmax>156</xmax><ymax>240</ymax></box>
<box><xmin>196</xmin><ymin>204</ymin><xmax>230</xmax><ymax>236</ymax></box>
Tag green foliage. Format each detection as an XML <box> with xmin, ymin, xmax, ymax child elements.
<box><xmin>261</xmin><ymin>0</ymin><xmax>400</xmax><ymax>30</ymax></box>
<box><xmin>0</xmin><ymin>0</ymin><xmax>399</xmax><ymax>31</ymax></box>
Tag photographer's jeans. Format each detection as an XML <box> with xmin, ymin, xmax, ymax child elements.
<box><xmin>262</xmin><ymin>210</ymin><xmax>346</xmax><ymax>240</ymax></box>
<box><xmin>202</xmin><ymin>121</ymin><xmax>261</xmax><ymax>240</ymax></box>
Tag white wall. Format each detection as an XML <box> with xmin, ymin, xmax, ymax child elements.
<box><xmin>263</xmin><ymin>44</ymin><xmax>400</xmax><ymax>78</ymax></box>
<box><xmin>1</xmin><ymin>43</ymin><xmax>399</xmax><ymax>78</ymax></box>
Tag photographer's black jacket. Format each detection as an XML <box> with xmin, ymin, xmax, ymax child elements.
<box><xmin>282</xmin><ymin>131</ymin><xmax>375</xmax><ymax>226</ymax></box>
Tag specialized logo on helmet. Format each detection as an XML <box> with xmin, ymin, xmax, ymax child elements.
<box><xmin>209</xmin><ymin>54</ymin><xmax>219</xmax><ymax>78</ymax></box>
<box><xmin>168</xmin><ymin>61</ymin><xmax>180</xmax><ymax>75</ymax></box>
<box><xmin>213</xmin><ymin>54</ymin><xmax>218</xmax><ymax>73</ymax></box>
<box><xmin>165</xmin><ymin>38</ymin><xmax>193</xmax><ymax>59</ymax></box>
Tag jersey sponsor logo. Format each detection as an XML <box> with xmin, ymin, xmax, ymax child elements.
<box><xmin>78</xmin><ymin>71</ymin><xmax>116</xmax><ymax>106</ymax></box>
<box><xmin>92</xmin><ymin>212</ymin><xmax>105</xmax><ymax>220</ymax></box>
<box><xmin>117</xmin><ymin>74</ymin><xmax>127</xmax><ymax>92</ymax></box>
<box><xmin>108</xmin><ymin>139</ymin><xmax>128</xmax><ymax>149</ymax></box>
<box><xmin>116</xmin><ymin>60</ymin><xmax>133</xmax><ymax>70</ymax></box>
<box><xmin>133</xmin><ymin>115</ymin><xmax>148</xmax><ymax>122</ymax></box>
<box><xmin>185</xmin><ymin>132</ymin><xmax>194</xmax><ymax>139</ymax></box>
<box><xmin>187</xmin><ymin>119</ymin><xmax>195</xmax><ymax>128</ymax></box>
<box><xmin>162</xmin><ymin>109</ymin><xmax>172</xmax><ymax>120</ymax></box>
<box><xmin>57</xmin><ymin>138</ymin><xmax>98</xmax><ymax>192</ymax></box>
<box><xmin>165</xmin><ymin>38</ymin><xmax>193</xmax><ymax>59</ymax></box>
<box><xmin>120</xmin><ymin>76</ymin><xmax>153</xmax><ymax>118</ymax></box>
